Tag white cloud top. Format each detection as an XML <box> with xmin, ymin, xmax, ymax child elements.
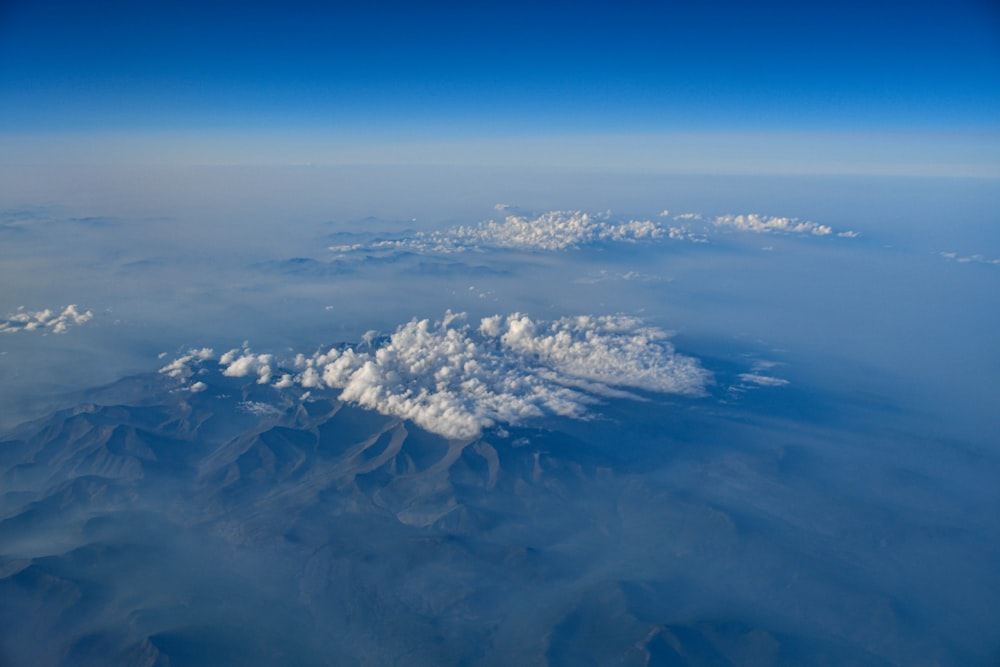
<box><xmin>159</xmin><ymin>312</ymin><xmax>711</xmax><ymax>440</ymax></box>
<box><xmin>0</xmin><ymin>304</ymin><xmax>93</xmax><ymax>334</ymax></box>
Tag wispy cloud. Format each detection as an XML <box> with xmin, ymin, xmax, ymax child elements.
<box><xmin>672</xmin><ymin>212</ymin><xmax>703</xmax><ymax>221</ymax></box>
<box><xmin>738</xmin><ymin>373</ymin><xmax>790</xmax><ymax>387</ymax></box>
<box><xmin>238</xmin><ymin>401</ymin><xmax>284</xmax><ymax>417</ymax></box>
<box><xmin>0</xmin><ymin>304</ymin><xmax>93</xmax><ymax>334</ymax></box>
<box><xmin>159</xmin><ymin>312</ymin><xmax>711</xmax><ymax>440</ymax></box>
<box><xmin>574</xmin><ymin>269</ymin><xmax>667</xmax><ymax>284</ymax></box>
<box><xmin>940</xmin><ymin>251</ymin><xmax>1000</xmax><ymax>266</ymax></box>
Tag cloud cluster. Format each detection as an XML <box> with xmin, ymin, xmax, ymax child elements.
<box><xmin>219</xmin><ymin>345</ymin><xmax>275</xmax><ymax>384</ymax></box>
<box><xmin>330</xmin><ymin>210</ymin><xmax>688</xmax><ymax>255</ymax></box>
<box><xmin>0</xmin><ymin>304</ymin><xmax>93</xmax><ymax>334</ymax></box>
<box><xmin>326</xmin><ymin>208</ymin><xmax>854</xmax><ymax>259</ymax></box>
<box><xmin>160</xmin><ymin>312</ymin><xmax>711</xmax><ymax>440</ymax></box>
<box><xmin>714</xmin><ymin>213</ymin><xmax>855</xmax><ymax>237</ymax></box>
<box><xmin>437</xmin><ymin>210</ymin><xmax>667</xmax><ymax>251</ymax></box>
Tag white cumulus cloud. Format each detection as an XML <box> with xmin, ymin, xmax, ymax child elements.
<box><xmin>162</xmin><ymin>312</ymin><xmax>711</xmax><ymax>440</ymax></box>
<box><xmin>219</xmin><ymin>345</ymin><xmax>275</xmax><ymax>384</ymax></box>
<box><xmin>158</xmin><ymin>347</ymin><xmax>214</xmax><ymax>381</ymax></box>
<box><xmin>0</xmin><ymin>304</ymin><xmax>93</xmax><ymax>334</ymax></box>
<box><xmin>293</xmin><ymin>312</ymin><xmax>710</xmax><ymax>439</ymax></box>
<box><xmin>714</xmin><ymin>213</ymin><xmax>852</xmax><ymax>237</ymax></box>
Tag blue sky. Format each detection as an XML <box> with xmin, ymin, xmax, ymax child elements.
<box><xmin>1</xmin><ymin>0</ymin><xmax>999</xmax><ymax>169</ymax></box>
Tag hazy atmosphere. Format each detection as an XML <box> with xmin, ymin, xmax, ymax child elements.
<box><xmin>2</xmin><ymin>1</ymin><xmax>999</xmax><ymax>665</ymax></box>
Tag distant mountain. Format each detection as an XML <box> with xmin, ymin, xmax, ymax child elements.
<box><xmin>0</xmin><ymin>368</ymin><xmax>950</xmax><ymax>666</ymax></box>
<box><xmin>250</xmin><ymin>256</ymin><xmax>356</xmax><ymax>278</ymax></box>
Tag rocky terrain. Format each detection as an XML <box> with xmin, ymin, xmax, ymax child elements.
<box><xmin>1</xmin><ymin>364</ymin><xmax>995</xmax><ymax>666</ymax></box>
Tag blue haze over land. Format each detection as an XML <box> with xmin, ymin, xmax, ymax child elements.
<box><xmin>1</xmin><ymin>1</ymin><xmax>999</xmax><ymax>665</ymax></box>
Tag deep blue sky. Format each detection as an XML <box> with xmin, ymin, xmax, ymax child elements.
<box><xmin>1</xmin><ymin>0</ymin><xmax>999</xmax><ymax>172</ymax></box>
<box><xmin>2</xmin><ymin>0</ymin><xmax>998</xmax><ymax>134</ymax></box>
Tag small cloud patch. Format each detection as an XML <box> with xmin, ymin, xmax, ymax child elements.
<box><xmin>0</xmin><ymin>305</ymin><xmax>94</xmax><ymax>334</ymax></box>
